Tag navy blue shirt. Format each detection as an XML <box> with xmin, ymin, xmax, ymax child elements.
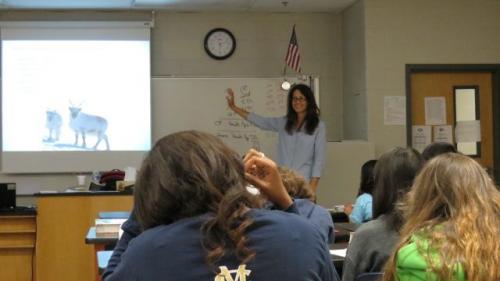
<box><xmin>295</xmin><ymin>199</ymin><xmax>335</xmax><ymax>244</ymax></box>
<box><xmin>104</xmin><ymin>209</ymin><xmax>339</xmax><ymax>281</ymax></box>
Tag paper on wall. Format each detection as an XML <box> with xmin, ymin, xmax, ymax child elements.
<box><xmin>433</xmin><ymin>125</ymin><xmax>453</xmax><ymax>143</ymax></box>
<box><xmin>384</xmin><ymin>96</ymin><xmax>406</xmax><ymax>125</ymax></box>
<box><xmin>412</xmin><ymin>125</ymin><xmax>432</xmax><ymax>152</ymax></box>
<box><xmin>455</xmin><ymin>120</ymin><xmax>481</xmax><ymax>142</ymax></box>
<box><xmin>425</xmin><ymin>97</ymin><xmax>446</xmax><ymax>125</ymax></box>
<box><xmin>124</xmin><ymin>166</ymin><xmax>137</xmax><ymax>181</ymax></box>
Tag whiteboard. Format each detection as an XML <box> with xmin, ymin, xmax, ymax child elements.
<box><xmin>152</xmin><ymin>77</ymin><xmax>318</xmax><ymax>161</ymax></box>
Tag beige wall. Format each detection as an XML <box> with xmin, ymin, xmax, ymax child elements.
<box><xmin>5</xmin><ymin>0</ymin><xmax>500</xmax><ymax>205</ymax></box>
<box><xmin>317</xmin><ymin>141</ymin><xmax>374</xmax><ymax>207</ymax></box>
<box><xmin>342</xmin><ymin>0</ymin><xmax>367</xmax><ymax>139</ymax></box>
<box><xmin>150</xmin><ymin>12</ymin><xmax>343</xmax><ymax>141</ymax></box>
<box><xmin>0</xmin><ymin>10</ymin><xmax>344</xmax><ymax>202</ymax></box>
<box><xmin>362</xmin><ymin>0</ymin><xmax>500</xmax><ymax>155</ymax></box>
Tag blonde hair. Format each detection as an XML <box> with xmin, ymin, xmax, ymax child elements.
<box><xmin>278</xmin><ymin>167</ymin><xmax>314</xmax><ymax>201</ymax></box>
<box><xmin>383</xmin><ymin>153</ymin><xmax>500</xmax><ymax>281</ymax></box>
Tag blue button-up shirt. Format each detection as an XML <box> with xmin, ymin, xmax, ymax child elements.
<box><xmin>349</xmin><ymin>193</ymin><xmax>373</xmax><ymax>224</ymax></box>
<box><xmin>247</xmin><ymin>113</ymin><xmax>326</xmax><ymax>181</ymax></box>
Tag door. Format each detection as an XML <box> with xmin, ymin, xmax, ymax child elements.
<box><xmin>409</xmin><ymin>71</ymin><xmax>493</xmax><ymax>170</ymax></box>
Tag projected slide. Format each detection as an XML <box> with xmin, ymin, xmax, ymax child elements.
<box><xmin>2</xmin><ymin>40</ymin><xmax>151</xmax><ymax>151</ymax></box>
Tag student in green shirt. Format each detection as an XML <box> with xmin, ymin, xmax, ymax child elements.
<box><xmin>383</xmin><ymin>153</ymin><xmax>500</xmax><ymax>281</ymax></box>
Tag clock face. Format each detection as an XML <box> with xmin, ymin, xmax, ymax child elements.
<box><xmin>204</xmin><ymin>28</ymin><xmax>236</xmax><ymax>60</ymax></box>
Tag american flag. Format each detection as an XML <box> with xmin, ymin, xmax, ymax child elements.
<box><xmin>285</xmin><ymin>25</ymin><xmax>301</xmax><ymax>73</ymax></box>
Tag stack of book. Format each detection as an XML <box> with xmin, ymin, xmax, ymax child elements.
<box><xmin>95</xmin><ymin>218</ymin><xmax>127</xmax><ymax>238</ymax></box>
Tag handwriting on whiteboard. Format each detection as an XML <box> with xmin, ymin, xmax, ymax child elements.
<box><xmin>216</xmin><ymin>83</ymin><xmax>287</xmax><ymax>152</ymax></box>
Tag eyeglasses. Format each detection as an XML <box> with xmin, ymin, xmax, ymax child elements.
<box><xmin>292</xmin><ymin>97</ymin><xmax>306</xmax><ymax>102</ymax></box>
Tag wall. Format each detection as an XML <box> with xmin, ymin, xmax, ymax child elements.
<box><xmin>342</xmin><ymin>0</ymin><xmax>367</xmax><ymax>140</ymax></box>
<box><xmin>362</xmin><ymin>0</ymin><xmax>500</xmax><ymax>155</ymax></box>
<box><xmin>0</xmin><ymin>10</ymin><xmax>344</xmax><ymax>203</ymax></box>
<box><xmin>316</xmin><ymin>141</ymin><xmax>374</xmax><ymax>207</ymax></box>
<box><xmin>150</xmin><ymin>12</ymin><xmax>343</xmax><ymax>141</ymax></box>
<box><xmin>9</xmin><ymin>1</ymin><xmax>500</xmax><ymax>204</ymax></box>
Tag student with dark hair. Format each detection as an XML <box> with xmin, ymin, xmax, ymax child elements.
<box><xmin>384</xmin><ymin>153</ymin><xmax>500</xmax><ymax>281</ymax></box>
<box><xmin>226</xmin><ymin>84</ymin><xmax>326</xmax><ymax>192</ymax></box>
<box><xmin>101</xmin><ymin>211</ymin><xmax>140</xmax><ymax>280</ymax></box>
<box><xmin>278</xmin><ymin>166</ymin><xmax>335</xmax><ymax>243</ymax></box>
<box><xmin>421</xmin><ymin>141</ymin><xmax>457</xmax><ymax>161</ymax></box>
<box><xmin>103</xmin><ymin>165</ymin><xmax>337</xmax><ymax>280</ymax></box>
<box><xmin>342</xmin><ymin>147</ymin><xmax>423</xmax><ymax>281</ymax></box>
<box><xmin>344</xmin><ymin>159</ymin><xmax>377</xmax><ymax>224</ymax></box>
<box><xmin>104</xmin><ymin>131</ymin><xmax>338</xmax><ymax>281</ymax></box>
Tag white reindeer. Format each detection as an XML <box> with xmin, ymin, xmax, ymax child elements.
<box><xmin>69</xmin><ymin>106</ymin><xmax>109</xmax><ymax>150</ymax></box>
<box><xmin>45</xmin><ymin>110</ymin><xmax>62</xmax><ymax>142</ymax></box>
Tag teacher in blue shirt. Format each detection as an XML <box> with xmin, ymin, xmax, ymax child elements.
<box><xmin>226</xmin><ymin>83</ymin><xmax>326</xmax><ymax>192</ymax></box>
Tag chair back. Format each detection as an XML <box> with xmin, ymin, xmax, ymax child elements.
<box><xmin>355</xmin><ymin>272</ymin><xmax>383</xmax><ymax>281</ymax></box>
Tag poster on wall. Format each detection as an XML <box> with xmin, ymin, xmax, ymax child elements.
<box><xmin>433</xmin><ymin>125</ymin><xmax>453</xmax><ymax>143</ymax></box>
<box><xmin>424</xmin><ymin>97</ymin><xmax>446</xmax><ymax>125</ymax></box>
<box><xmin>412</xmin><ymin>125</ymin><xmax>432</xmax><ymax>152</ymax></box>
<box><xmin>455</xmin><ymin>120</ymin><xmax>481</xmax><ymax>142</ymax></box>
<box><xmin>384</xmin><ymin>96</ymin><xmax>406</xmax><ymax>125</ymax></box>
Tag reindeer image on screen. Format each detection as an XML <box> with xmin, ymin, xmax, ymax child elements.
<box><xmin>44</xmin><ymin>110</ymin><xmax>62</xmax><ymax>142</ymax></box>
<box><xmin>69</xmin><ymin>106</ymin><xmax>110</xmax><ymax>150</ymax></box>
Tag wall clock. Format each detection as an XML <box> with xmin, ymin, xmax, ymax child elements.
<box><xmin>204</xmin><ymin>28</ymin><xmax>236</xmax><ymax>60</ymax></box>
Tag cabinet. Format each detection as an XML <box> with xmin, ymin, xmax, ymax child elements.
<box><xmin>0</xmin><ymin>213</ymin><xmax>36</xmax><ymax>281</ymax></box>
<box><xmin>35</xmin><ymin>192</ymin><xmax>133</xmax><ymax>281</ymax></box>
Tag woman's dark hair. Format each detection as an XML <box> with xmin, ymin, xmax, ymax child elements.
<box><xmin>421</xmin><ymin>142</ymin><xmax>457</xmax><ymax>161</ymax></box>
<box><xmin>358</xmin><ymin>159</ymin><xmax>377</xmax><ymax>196</ymax></box>
<box><xmin>372</xmin><ymin>147</ymin><xmax>423</xmax><ymax>230</ymax></box>
<box><xmin>134</xmin><ymin>130</ymin><xmax>260</xmax><ymax>268</ymax></box>
<box><xmin>285</xmin><ymin>84</ymin><xmax>320</xmax><ymax>135</ymax></box>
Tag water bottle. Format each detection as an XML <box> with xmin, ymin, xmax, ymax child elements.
<box><xmin>91</xmin><ymin>170</ymin><xmax>101</xmax><ymax>184</ymax></box>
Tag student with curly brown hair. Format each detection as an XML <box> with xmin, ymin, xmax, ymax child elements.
<box><xmin>104</xmin><ymin>131</ymin><xmax>338</xmax><ymax>281</ymax></box>
<box><xmin>383</xmin><ymin>153</ymin><xmax>500</xmax><ymax>281</ymax></box>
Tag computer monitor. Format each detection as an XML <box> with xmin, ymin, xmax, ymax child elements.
<box><xmin>0</xmin><ymin>183</ymin><xmax>16</xmax><ymax>209</ymax></box>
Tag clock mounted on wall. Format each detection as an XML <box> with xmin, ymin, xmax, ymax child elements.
<box><xmin>204</xmin><ymin>28</ymin><xmax>236</xmax><ymax>60</ymax></box>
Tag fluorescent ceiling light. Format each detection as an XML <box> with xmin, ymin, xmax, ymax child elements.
<box><xmin>1</xmin><ymin>0</ymin><xmax>133</xmax><ymax>8</ymax></box>
<box><xmin>133</xmin><ymin>0</ymin><xmax>172</xmax><ymax>5</ymax></box>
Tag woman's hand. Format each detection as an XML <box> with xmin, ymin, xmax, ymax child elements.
<box><xmin>225</xmin><ymin>88</ymin><xmax>249</xmax><ymax>119</ymax></box>
<box><xmin>226</xmin><ymin>88</ymin><xmax>236</xmax><ymax>110</ymax></box>
<box><xmin>243</xmin><ymin>149</ymin><xmax>293</xmax><ymax>210</ymax></box>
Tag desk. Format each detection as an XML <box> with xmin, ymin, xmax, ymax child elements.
<box><xmin>99</xmin><ymin>211</ymin><xmax>130</xmax><ymax>219</ymax></box>
<box><xmin>334</xmin><ymin>222</ymin><xmax>358</xmax><ymax>243</ymax></box>
<box><xmin>336</xmin><ymin>222</ymin><xmax>358</xmax><ymax>232</ymax></box>
<box><xmin>330</xmin><ymin>211</ymin><xmax>349</xmax><ymax>223</ymax></box>
<box><xmin>35</xmin><ymin>191</ymin><xmax>133</xmax><ymax>281</ymax></box>
<box><xmin>330</xmin><ymin>242</ymin><xmax>348</xmax><ymax>276</ymax></box>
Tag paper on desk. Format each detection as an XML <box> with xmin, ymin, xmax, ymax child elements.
<box><xmin>329</xmin><ymin>248</ymin><xmax>347</xmax><ymax>257</ymax></box>
<box><xmin>39</xmin><ymin>190</ymin><xmax>59</xmax><ymax>194</ymax></box>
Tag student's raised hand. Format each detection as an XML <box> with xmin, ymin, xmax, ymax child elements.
<box><xmin>226</xmin><ymin>88</ymin><xmax>236</xmax><ymax>109</ymax></box>
<box><xmin>243</xmin><ymin>149</ymin><xmax>293</xmax><ymax>210</ymax></box>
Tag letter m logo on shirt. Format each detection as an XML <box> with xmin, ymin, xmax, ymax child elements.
<box><xmin>214</xmin><ymin>265</ymin><xmax>251</xmax><ymax>281</ymax></box>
